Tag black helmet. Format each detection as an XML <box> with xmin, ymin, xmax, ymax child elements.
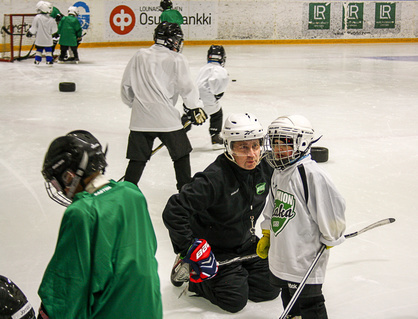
<box><xmin>207</xmin><ymin>45</ymin><xmax>226</xmax><ymax>66</ymax></box>
<box><xmin>0</xmin><ymin>275</ymin><xmax>36</xmax><ymax>319</ymax></box>
<box><xmin>154</xmin><ymin>21</ymin><xmax>183</xmax><ymax>52</ymax></box>
<box><xmin>42</xmin><ymin>130</ymin><xmax>107</xmax><ymax>206</ymax></box>
<box><xmin>160</xmin><ymin>0</ymin><xmax>173</xmax><ymax>10</ymax></box>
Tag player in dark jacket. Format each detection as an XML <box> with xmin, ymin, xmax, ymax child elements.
<box><xmin>163</xmin><ymin>113</ymin><xmax>280</xmax><ymax>313</ymax></box>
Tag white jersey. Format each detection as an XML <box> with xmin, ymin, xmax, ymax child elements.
<box><xmin>28</xmin><ymin>13</ymin><xmax>57</xmax><ymax>47</ymax></box>
<box><xmin>261</xmin><ymin>156</ymin><xmax>346</xmax><ymax>284</ymax></box>
<box><xmin>121</xmin><ymin>44</ymin><xmax>203</xmax><ymax>132</ymax></box>
<box><xmin>196</xmin><ymin>62</ymin><xmax>229</xmax><ymax>115</ymax></box>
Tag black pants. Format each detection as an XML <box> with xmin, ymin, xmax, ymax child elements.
<box><xmin>59</xmin><ymin>45</ymin><xmax>78</xmax><ymax>60</ymax></box>
<box><xmin>125</xmin><ymin>129</ymin><xmax>192</xmax><ymax>191</ymax></box>
<box><xmin>270</xmin><ymin>273</ymin><xmax>328</xmax><ymax>319</ymax></box>
<box><xmin>209</xmin><ymin>108</ymin><xmax>223</xmax><ymax>136</ymax></box>
<box><xmin>189</xmin><ymin>255</ymin><xmax>280</xmax><ymax>313</ymax></box>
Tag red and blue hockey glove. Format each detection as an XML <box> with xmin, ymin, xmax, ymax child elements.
<box><xmin>182</xmin><ymin>239</ymin><xmax>218</xmax><ymax>283</ymax></box>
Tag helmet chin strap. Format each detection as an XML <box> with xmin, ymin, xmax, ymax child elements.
<box><xmin>66</xmin><ymin>151</ymin><xmax>89</xmax><ymax>200</ymax></box>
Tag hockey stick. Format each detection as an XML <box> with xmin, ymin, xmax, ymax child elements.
<box><xmin>1</xmin><ymin>26</ymin><xmax>27</xmax><ymax>36</ymax></box>
<box><xmin>219</xmin><ymin>253</ymin><xmax>259</xmax><ymax>266</ymax></box>
<box><xmin>278</xmin><ymin>217</ymin><xmax>396</xmax><ymax>319</ymax></box>
<box><xmin>14</xmin><ymin>42</ymin><xmax>35</xmax><ymax>61</ymax></box>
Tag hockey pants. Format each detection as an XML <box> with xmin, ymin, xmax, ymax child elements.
<box><xmin>59</xmin><ymin>45</ymin><xmax>78</xmax><ymax>60</ymax></box>
<box><xmin>209</xmin><ymin>108</ymin><xmax>223</xmax><ymax>137</ymax></box>
<box><xmin>125</xmin><ymin>129</ymin><xmax>192</xmax><ymax>191</ymax></box>
<box><xmin>189</xmin><ymin>255</ymin><xmax>280</xmax><ymax>313</ymax></box>
<box><xmin>269</xmin><ymin>273</ymin><xmax>328</xmax><ymax>319</ymax></box>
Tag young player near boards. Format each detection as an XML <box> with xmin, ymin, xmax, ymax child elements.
<box><xmin>121</xmin><ymin>21</ymin><xmax>206</xmax><ymax>191</ymax></box>
<box><xmin>26</xmin><ymin>1</ymin><xmax>58</xmax><ymax>65</ymax></box>
<box><xmin>182</xmin><ymin>45</ymin><xmax>229</xmax><ymax>149</ymax></box>
<box><xmin>159</xmin><ymin>0</ymin><xmax>183</xmax><ymax>25</ymax></box>
<box><xmin>38</xmin><ymin>130</ymin><xmax>162</xmax><ymax>319</ymax></box>
<box><xmin>163</xmin><ymin>113</ymin><xmax>280</xmax><ymax>313</ymax></box>
<box><xmin>258</xmin><ymin>115</ymin><xmax>346</xmax><ymax>318</ymax></box>
<box><xmin>57</xmin><ymin>6</ymin><xmax>82</xmax><ymax>63</ymax></box>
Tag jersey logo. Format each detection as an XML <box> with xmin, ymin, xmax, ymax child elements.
<box><xmin>271</xmin><ymin>189</ymin><xmax>296</xmax><ymax>236</ymax></box>
<box><xmin>255</xmin><ymin>182</ymin><xmax>266</xmax><ymax>194</ymax></box>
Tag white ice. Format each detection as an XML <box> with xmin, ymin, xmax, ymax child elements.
<box><xmin>1</xmin><ymin>43</ymin><xmax>417</xmax><ymax>318</ymax></box>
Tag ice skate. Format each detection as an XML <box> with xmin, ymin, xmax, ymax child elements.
<box><xmin>211</xmin><ymin>133</ymin><xmax>224</xmax><ymax>150</ymax></box>
<box><xmin>170</xmin><ymin>253</ymin><xmax>190</xmax><ymax>287</ymax></box>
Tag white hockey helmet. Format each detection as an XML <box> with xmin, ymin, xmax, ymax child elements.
<box><xmin>68</xmin><ymin>6</ymin><xmax>79</xmax><ymax>16</ymax></box>
<box><xmin>222</xmin><ymin>112</ymin><xmax>264</xmax><ymax>163</ymax></box>
<box><xmin>36</xmin><ymin>1</ymin><xmax>52</xmax><ymax>14</ymax></box>
<box><xmin>264</xmin><ymin>115</ymin><xmax>315</xmax><ymax>169</ymax></box>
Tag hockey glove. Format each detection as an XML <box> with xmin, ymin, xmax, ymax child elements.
<box><xmin>26</xmin><ymin>31</ymin><xmax>33</xmax><ymax>38</ymax></box>
<box><xmin>184</xmin><ymin>105</ymin><xmax>207</xmax><ymax>125</ymax></box>
<box><xmin>182</xmin><ymin>238</ymin><xmax>218</xmax><ymax>283</ymax></box>
<box><xmin>256</xmin><ymin>229</ymin><xmax>270</xmax><ymax>259</ymax></box>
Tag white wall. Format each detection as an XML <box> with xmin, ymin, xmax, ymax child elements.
<box><xmin>1</xmin><ymin>0</ymin><xmax>417</xmax><ymax>44</ymax></box>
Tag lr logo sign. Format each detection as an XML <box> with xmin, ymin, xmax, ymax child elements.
<box><xmin>308</xmin><ymin>3</ymin><xmax>330</xmax><ymax>30</ymax></box>
<box><xmin>110</xmin><ymin>5</ymin><xmax>136</xmax><ymax>35</ymax></box>
<box><xmin>342</xmin><ymin>3</ymin><xmax>364</xmax><ymax>29</ymax></box>
<box><xmin>375</xmin><ymin>3</ymin><xmax>396</xmax><ymax>29</ymax></box>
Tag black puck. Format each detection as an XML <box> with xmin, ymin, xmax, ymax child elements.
<box><xmin>311</xmin><ymin>146</ymin><xmax>329</xmax><ymax>163</ymax></box>
<box><xmin>59</xmin><ymin>82</ymin><xmax>76</xmax><ymax>92</ymax></box>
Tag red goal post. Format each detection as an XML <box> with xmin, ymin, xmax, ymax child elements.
<box><xmin>1</xmin><ymin>14</ymin><xmax>36</xmax><ymax>62</ymax></box>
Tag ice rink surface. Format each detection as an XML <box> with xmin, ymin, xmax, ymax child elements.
<box><xmin>1</xmin><ymin>42</ymin><xmax>417</xmax><ymax>318</ymax></box>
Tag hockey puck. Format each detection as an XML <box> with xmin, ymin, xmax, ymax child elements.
<box><xmin>311</xmin><ymin>146</ymin><xmax>329</xmax><ymax>163</ymax></box>
<box><xmin>59</xmin><ymin>82</ymin><xmax>76</xmax><ymax>92</ymax></box>
<box><xmin>232</xmin><ymin>79</ymin><xmax>237</xmax><ymax>82</ymax></box>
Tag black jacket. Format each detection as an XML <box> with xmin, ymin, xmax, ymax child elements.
<box><xmin>162</xmin><ymin>154</ymin><xmax>273</xmax><ymax>260</ymax></box>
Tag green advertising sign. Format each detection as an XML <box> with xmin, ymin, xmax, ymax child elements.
<box><xmin>309</xmin><ymin>3</ymin><xmax>331</xmax><ymax>30</ymax></box>
<box><xmin>343</xmin><ymin>3</ymin><xmax>364</xmax><ymax>30</ymax></box>
<box><xmin>375</xmin><ymin>3</ymin><xmax>396</xmax><ymax>29</ymax></box>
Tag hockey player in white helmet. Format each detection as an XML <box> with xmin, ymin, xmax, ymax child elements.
<box><xmin>258</xmin><ymin>115</ymin><xmax>346</xmax><ymax>318</ymax></box>
<box><xmin>163</xmin><ymin>112</ymin><xmax>280</xmax><ymax>313</ymax></box>
<box><xmin>26</xmin><ymin>1</ymin><xmax>57</xmax><ymax>65</ymax></box>
<box><xmin>57</xmin><ymin>6</ymin><xmax>82</xmax><ymax>63</ymax></box>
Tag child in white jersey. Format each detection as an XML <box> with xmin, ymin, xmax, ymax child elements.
<box><xmin>257</xmin><ymin>115</ymin><xmax>346</xmax><ymax>319</ymax></box>
<box><xmin>27</xmin><ymin>1</ymin><xmax>57</xmax><ymax>65</ymax></box>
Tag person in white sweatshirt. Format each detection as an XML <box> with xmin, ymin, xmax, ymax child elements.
<box><xmin>257</xmin><ymin>115</ymin><xmax>346</xmax><ymax>319</ymax></box>
<box><xmin>27</xmin><ymin>1</ymin><xmax>57</xmax><ymax>65</ymax></box>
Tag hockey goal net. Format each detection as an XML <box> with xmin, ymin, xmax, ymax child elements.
<box><xmin>1</xmin><ymin>14</ymin><xmax>36</xmax><ymax>62</ymax></box>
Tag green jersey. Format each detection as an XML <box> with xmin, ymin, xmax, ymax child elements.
<box><xmin>160</xmin><ymin>9</ymin><xmax>184</xmax><ymax>25</ymax></box>
<box><xmin>38</xmin><ymin>181</ymin><xmax>162</xmax><ymax>319</ymax></box>
<box><xmin>57</xmin><ymin>15</ymin><xmax>82</xmax><ymax>46</ymax></box>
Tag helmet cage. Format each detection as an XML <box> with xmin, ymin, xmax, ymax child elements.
<box><xmin>264</xmin><ymin>122</ymin><xmax>314</xmax><ymax>170</ymax></box>
<box><xmin>42</xmin><ymin>150</ymin><xmax>89</xmax><ymax>207</ymax></box>
<box><xmin>154</xmin><ymin>22</ymin><xmax>184</xmax><ymax>52</ymax></box>
<box><xmin>42</xmin><ymin>133</ymin><xmax>107</xmax><ymax>207</ymax></box>
<box><xmin>222</xmin><ymin>112</ymin><xmax>264</xmax><ymax>165</ymax></box>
